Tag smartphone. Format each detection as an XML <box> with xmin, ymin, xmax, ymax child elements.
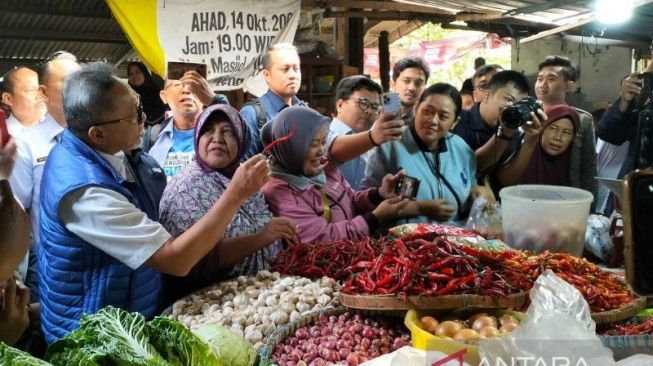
<box><xmin>0</xmin><ymin>109</ymin><xmax>10</xmax><ymax>146</ymax></box>
<box><xmin>166</xmin><ymin>61</ymin><xmax>207</xmax><ymax>80</ymax></box>
<box><xmin>383</xmin><ymin>92</ymin><xmax>402</xmax><ymax>116</ymax></box>
<box><xmin>395</xmin><ymin>173</ymin><xmax>421</xmax><ymax>200</ymax></box>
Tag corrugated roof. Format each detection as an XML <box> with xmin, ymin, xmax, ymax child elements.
<box><xmin>0</xmin><ymin>0</ymin><xmax>650</xmax><ymax>75</ymax></box>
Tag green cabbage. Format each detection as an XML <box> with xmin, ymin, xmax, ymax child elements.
<box><xmin>46</xmin><ymin>306</ymin><xmax>169</xmax><ymax>366</ymax></box>
<box><xmin>148</xmin><ymin>317</ymin><xmax>222</xmax><ymax>366</ymax></box>
<box><xmin>192</xmin><ymin>324</ymin><xmax>257</xmax><ymax>366</ymax></box>
<box><xmin>0</xmin><ymin>342</ymin><xmax>52</xmax><ymax>365</ymax></box>
<box><xmin>45</xmin><ymin>307</ymin><xmax>226</xmax><ymax>366</ymax></box>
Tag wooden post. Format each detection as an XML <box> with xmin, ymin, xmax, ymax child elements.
<box><xmin>348</xmin><ymin>15</ymin><xmax>364</xmax><ymax>72</ymax></box>
<box><xmin>379</xmin><ymin>31</ymin><xmax>390</xmax><ymax>92</ymax></box>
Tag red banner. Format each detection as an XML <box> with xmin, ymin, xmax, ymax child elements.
<box><xmin>364</xmin><ymin>34</ymin><xmax>509</xmax><ymax>79</ymax></box>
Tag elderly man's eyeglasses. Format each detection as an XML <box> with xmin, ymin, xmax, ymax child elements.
<box><xmin>344</xmin><ymin>97</ymin><xmax>382</xmax><ymax>114</ymax></box>
<box><xmin>92</xmin><ymin>101</ymin><xmax>145</xmax><ymax>127</ymax></box>
<box><xmin>165</xmin><ymin>81</ymin><xmax>186</xmax><ymax>91</ymax></box>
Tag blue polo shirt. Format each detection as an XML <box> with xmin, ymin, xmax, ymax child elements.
<box><xmin>241</xmin><ymin>90</ymin><xmax>305</xmax><ymax>159</ymax></box>
<box><xmin>327</xmin><ymin>118</ymin><xmax>368</xmax><ymax>190</ymax></box>
<box><xmin>452</xmin><ymin>102</ymin><xmax>495</xmax><ymax>151</ymax></box>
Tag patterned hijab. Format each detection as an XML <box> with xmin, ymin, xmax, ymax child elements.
<box><xmin>261</xmin><ymin>106</ymin><xmax>331</xmax><ymax>189</ymax></box>
<box><xmin>194</xmin><ymin>104</ymin><xmax>249</xmax><ymax>178</ymax></box>
<box><xmin>519</xmin><ymin>104</ymin><xmax>580</xmax><ymax>186</ymax></box>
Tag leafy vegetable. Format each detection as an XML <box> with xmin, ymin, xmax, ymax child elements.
<box><xmin>148</xmin><ymin>317</ymin><xmax>222</xmax><ymax>366</ymax></box>
<box><xmin>46</xmin><ymin>306</ymin><xmax>170</xmax><ymax>366</ymax></box>
<box><xmin>192</xmin><ymin>324</ymin><xmax>257</xmax><ymax>366</ymax></box>
<box><xmin>0</xmin><ymin>342</ymin><xmax>53</xmax><ymax>365</ymax></box>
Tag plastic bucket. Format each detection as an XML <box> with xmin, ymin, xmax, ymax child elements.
<box><xmin>500</xmin><ymin>185</ymin><xmax>593</xmax><ymax>256</ymax></box>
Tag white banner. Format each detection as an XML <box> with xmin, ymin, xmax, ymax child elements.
<box><xmin>157</xmin><ymin>0</ymin><xmax>301</xmax><ymax>93</ymax></box>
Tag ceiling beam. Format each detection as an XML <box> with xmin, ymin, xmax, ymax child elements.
<box><xmin>365</xmin><ymin>20</ymin><xmax>422</xmax><ymax>47</ymax></box>
<box><xmin>323</xmin><ymin>9</ymin><xmax>455</xmax><ymax>22</ymax></box>
<box><xmin>520</xmin><ymin>17</ymin><xmax>593</xmax><ymax>43</ymax></box>
<box><xmin>302</xmin><ymin>0</ymin><xmax>453</xmax><ymax>14</ymax></box>
<box><xmin>0</xmin><ymin>4</ymin><xmax>111</xmax><ymax>18</ymax></box>
<box><xmin>111</xmin><ymin>45</ymin><xmax>135</xmax><ymax>66</ymax></box>
<box><xmin>504</xmin><ymin>0</ymin><xmax>568</xmax><ymax>17</ymax></box>
<box><xmin>364</xmin><ymin>20</ymin><xmax>382</xmax><ymax>32</ymax></box>
<box><xmin>0</xmin><ymin>29</ymin><xmax>127</xmax><ymax>44</ymax></box>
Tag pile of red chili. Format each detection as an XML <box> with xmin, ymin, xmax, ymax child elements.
<box><xmin>602</xmin><ymin>317</ymin><xmax>653</xmax><ymax>336</ymax></box>
<box><xmin>272</xmin><ymin>237</ymin><xmax>385</xmax><ymax>281</ymax></box>
<box><xmin>501</xmin><ymin>251</ymin><xmax>636</xmax><ymax>312</ymax></box>
<box><xmin>340</xmin><ymin>237</ymin><xmax>518</xmax><ymax>297</ymax></box>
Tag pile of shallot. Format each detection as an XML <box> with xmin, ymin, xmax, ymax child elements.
<box><xmin>271</xmin><ymin>312</ymin><xmax>410</xmax><ymax>366</ymax></box>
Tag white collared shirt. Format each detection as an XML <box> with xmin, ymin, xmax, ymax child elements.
<box><xmin>6</xmin><ymin>113</ymin><xmax>31</xmax><ymax>137</ymax></box>
<box><xmin>58</xmin><ymin>149</ymin><xmax>170</xmax><ymax>270</ymax></box>
<box><xmin>10</xmin><ymin>113</ymin><xmax>63</xmax><ymax>249</ymax></box>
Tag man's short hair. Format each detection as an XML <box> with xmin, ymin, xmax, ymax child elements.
<box><xmin>1</xmin><ymin>66</ymin><xmax>34</xmax><ymax>94</ymax></box>
<box><xmin>262</xmin><ymin>42</ymin><xmax>298</xmax><ymax>70</ymax></box>
<box><xmin>474</xmin><ymin>57</ymin><xmax>486</xmax><ymax>69</ymax></box>
<box><xmin>487</xmin><ymin>70</ymin><xmax>530</xmax><ymax>94</ymax></box>
<box><xmin>63</xmin><ymin>62</ymin><xmax>122</xmax><ymax>136</ymax></box>
<box><xmin>391</xmin><ymin>56</ymin><xmax>430</xmax><ymax>82</ymax></box>
<box><xmin>538</xmin><ymin>55</ymin><xmax>577</xmax><ymax>82</ymax></box>
<box><xmin>38</xmin><ymin>51</ymin><xmax>78</xmax><ymax>85</ymax></box>
<box><xmin>335</xmin><ymin>75</ymin><xmax>382</xmax><ymax>101</ymax></box>
<box><xmin>473</xmin><ymin>64</ymin><xmax>503</xmax><ymax>84</ymax></box>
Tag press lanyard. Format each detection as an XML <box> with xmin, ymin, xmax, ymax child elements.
<box><xmin>319</xmin><ymin>188</ymin><xmax>332</xmax><ymax>222</ymax></box>
<box><xmin>421</xmin><ymin>150</ymin><xmax>463</xmax><ymax>220</ymax></box>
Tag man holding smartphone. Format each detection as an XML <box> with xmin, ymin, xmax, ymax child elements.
<box><xmin>327</xmin><ymin>76</ymin><xmax>405</xmax><ymax>190</ymax></box>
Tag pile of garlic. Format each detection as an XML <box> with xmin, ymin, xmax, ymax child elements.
<box><xmin>168</xmin><ymin>270</ymin><xmax>340</xmax><ymax>351</ymax></box>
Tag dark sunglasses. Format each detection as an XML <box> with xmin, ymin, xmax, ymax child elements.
<box><xmin>92</xmin><ymin>101</ymin><xmax>145</xmax><ymax>127</ymax></box>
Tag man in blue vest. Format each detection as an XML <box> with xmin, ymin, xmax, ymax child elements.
<box><xmin>38</xmin><ymin>62</ymin><xmax>271</xmax><ymax>343</ymax></box>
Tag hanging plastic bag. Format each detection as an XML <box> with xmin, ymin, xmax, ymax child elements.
<box><xmin>465</xmin><ymin>196</ymin><xmax>502</xmax><ymax>240</ymax></box>
<box><xmin>479</xmin><ymin>270</ymin><xmax>615</xmax><ymax>366</ymax></box>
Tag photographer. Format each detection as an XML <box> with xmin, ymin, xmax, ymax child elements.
<box><xmin>596</xmin><ymin>62</ymin><xmax>653</xmax><ymax>179</ymax></box>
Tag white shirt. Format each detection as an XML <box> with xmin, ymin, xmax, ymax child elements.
<box><xmin>58</xmin><ymin>150</ymin><xmax>171</xmax><ymax>270</ymax></box>
<box><xmin>596</xmin><ymin>138</ymin><xmax>630</xmax><ymax>213</ymax></box>
<box><xmin>9</xmin><ymin>113</ymin><xmax>62</xmax><ymax>249</ymax></box>
<box><xmin>6</xmin><ymin>113</ymin><xmax>30</xmax><ymax>137</ymax></box>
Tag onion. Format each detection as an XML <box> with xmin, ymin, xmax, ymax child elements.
<box><xmin>499</xmin><ymin>314</ymin><xmax>519</xmax><ymax>326</ymax></box>
<box><xmin>346</xmin><ymin>353</ymin><xmax>359</xmax><ymax>366</ymax></box>
<box><xmin>338</xmin><ymin>348</ymin><xmax>350</xmax><ymax>359</ymax></box>
<box><xmin>420</xmin><ymin>316</ymin><xmax>439</xmax><ymax>333</ymax></box>
<box><xmin>295</xmin><ymin>328</ymin><xmax>309</xmax><ymax>339</ymax></box>
<box><xmin>471</xmin><ymin>316</ymin><xmax>498</xmax><ymax>332</ymax></box>
<box><xmin>478</xmin><ymin>326</ymin><xmax>501</xmax><ymax>338</ymax></box>
<box><xmin>362</xmin><ymin>326</ymin><xmax>377</xmax><ymax>338</ymax></box>
<box><xmin>500</xmin><ymin>321</ymin><xmax>518</xmax><ymax>333</ymax></box>
<box><xmin>435</xmin><ymin>321</ymin><xmax>464</xmax><ymax>338</ymax></box>
<box><xmin>453</xmin><ymin>328</ymin><xmax>481</xmax><ymax>343</ymax></box>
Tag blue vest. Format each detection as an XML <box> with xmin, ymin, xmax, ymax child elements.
<box><xmin>39</xmin><ymin>130</ymin><xmax>163</xmax><ymax>343</ymax></box>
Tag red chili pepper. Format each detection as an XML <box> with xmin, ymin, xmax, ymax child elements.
<box><xmin>262</xmin><ymin>123</ymin><xmax>296</xmax><ymax>154</ymax></box>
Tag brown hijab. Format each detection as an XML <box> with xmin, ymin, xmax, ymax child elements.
<box><xmin>518</xmin><ymin>104</ymin><xmax>579</xmax><ymax>186</ymax></box>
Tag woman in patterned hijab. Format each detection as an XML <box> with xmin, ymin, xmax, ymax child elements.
<box><xmin>159</xmin><ymin>104</ymin><xmax>296</xmax><ymax>303</ymax></box>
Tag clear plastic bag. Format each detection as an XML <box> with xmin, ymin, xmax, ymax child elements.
<box><xmin>479</xmin><ymin>270</ymin><xmax>615</xmax><ymax>365</ymax></box>
<box><xmin>465</xmin><ymin>196</ymin><xmax>502</xmax><ymax>240</ymax></box>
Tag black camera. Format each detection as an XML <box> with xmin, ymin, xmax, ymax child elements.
<box><xmin>501</xmin><ymin>96</ymin><xmax>542</xmax><ymax>129</ymax></box>
<box><xmin>395</xmin><ymin>174</ymin><xmax>421</xmax><ymax>200</ymax></box>
<box><xmin>639</xmin><ymin>72</ymin><xmax>653</xmax><ymax>97</ymax></box>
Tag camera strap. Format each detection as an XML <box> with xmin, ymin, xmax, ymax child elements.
<box><xmin>422</xmin><ymin>150</ymin><xmax>463</xmax><ymax>220</ymax></box>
